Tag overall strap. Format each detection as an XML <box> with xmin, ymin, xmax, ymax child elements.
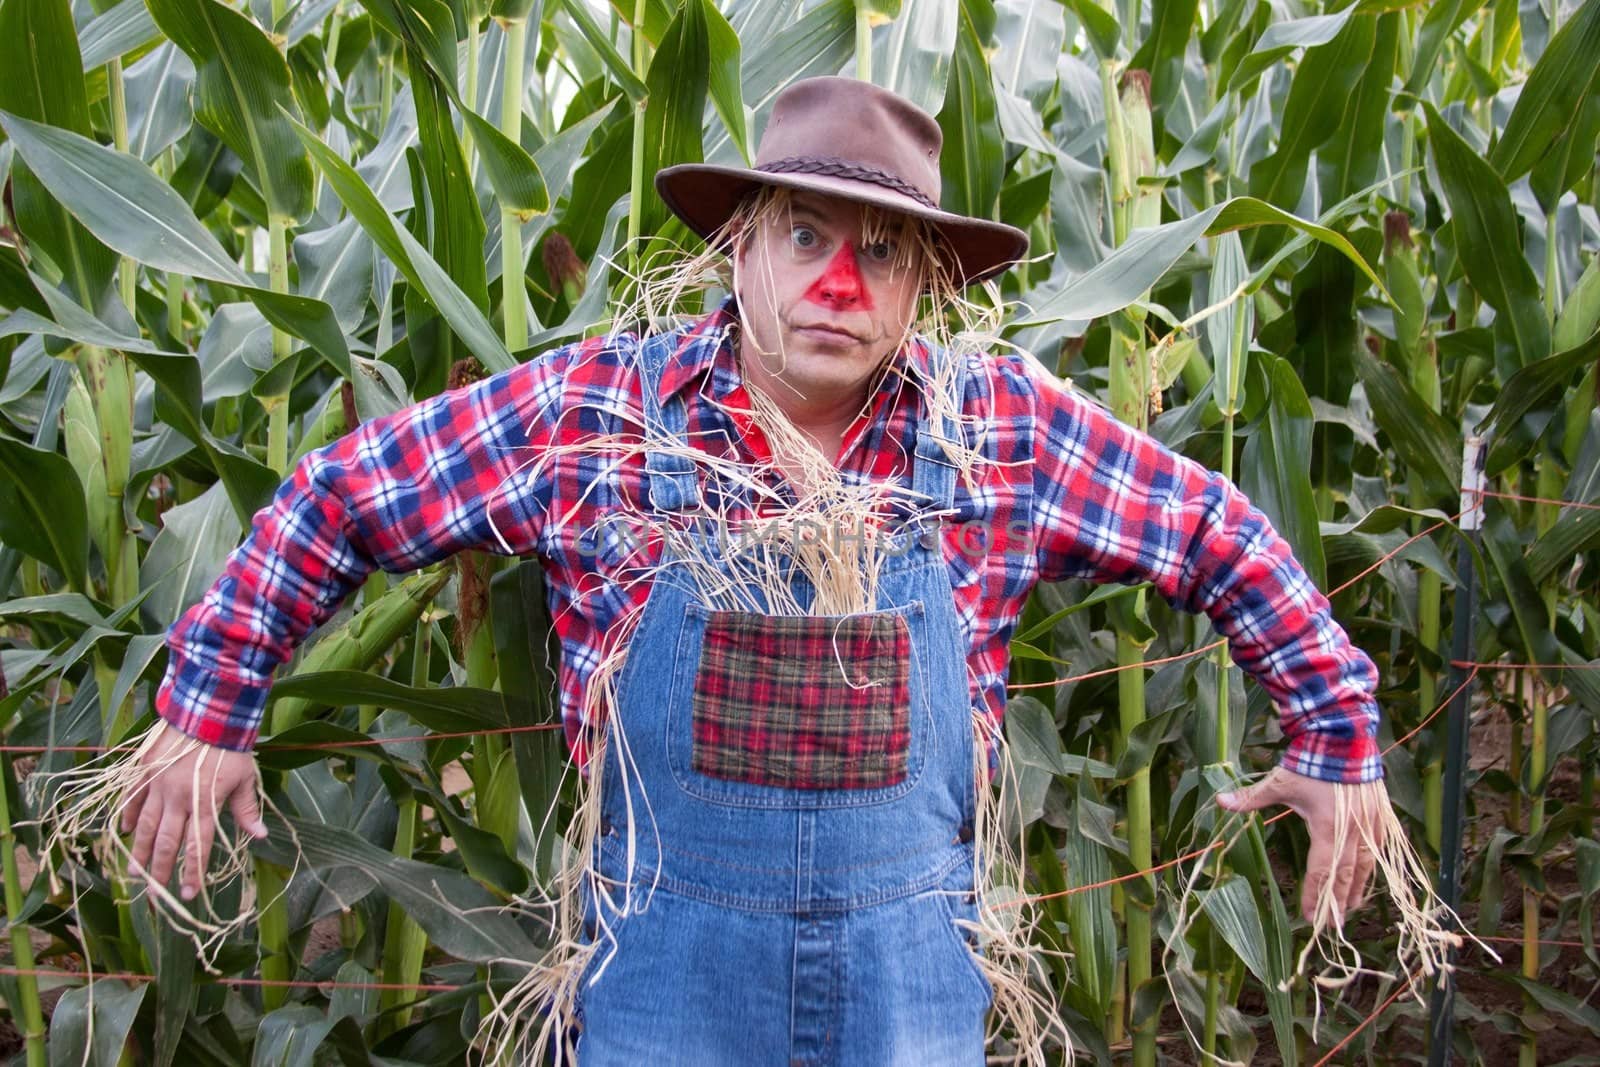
<box><xmin>910</xmin><ymin>342</ymin><xmax>965</xmax><ymax>514</ymax></box>
<box><xmin>636</xmin><ymin>331</ymin><xmax>700</xmax><ymax>513</ymax></box>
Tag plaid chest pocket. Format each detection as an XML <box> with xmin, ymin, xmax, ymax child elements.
<box><xmin>688</xmin><ymin>610</ymin><xmax>914</xmax><ymax>791</ymax></box>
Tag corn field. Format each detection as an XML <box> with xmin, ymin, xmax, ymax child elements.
<box><xmin>0</xmin><ymin>0</ymin><xmax>1597</xmax><ymax>1062</ymax></box>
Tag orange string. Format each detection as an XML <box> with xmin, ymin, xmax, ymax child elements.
<box><xmin>0</xmin><ymin>965</ymin><xmax>461</xmax><ymax>993</ymax></box>
<box><xmin>1309</xmin><ymin>973</ymin><xmax>1415</xmax><ymax>1067</ymax></box>
<box><xmin>1383</xmin><ymin>668</ymin><xmax>1479</xmax><ymax>755</ymax></box>
<box><xmin>1449</xmin><ymin>659</ymin><xmax>1600</xmax><ymax>671</ymax></box>
<box><xmin>1480</xmin><ymin>489</ymin><xmax>1600</xmax><ymax>512</ymax></box>
<box><xmin>1480</xmin><ymin>934</ymin><xmax>1590</xmax><ymax>950</ymax></box>
<box><xmin>0</xmin><ymin>721</ymin><xmax>563</xmax><ymax>756</ymax></box>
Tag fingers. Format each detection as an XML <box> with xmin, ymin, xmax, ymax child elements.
<box><xmin>229</xmin><ymin>781</ymin><xmax>268</xmax><ymax>841</ymax></box>
<box><xmin>1216</xmin><ymin>768</ymin><xmax>1288</xmax><ymax>814</ymax></box>
<box><xmin>1301</xmin><ymin>823</ymin><xmax>1335</xmax><ymax>926</ymax></box>
<box><xmin>130</xmin><ymin>789</ymin><xmax>164</xmax><ymax>874</ymax></box>
<box><xmin>1329</xmin><ymin>843</ymin><xmax>1358</xmax><ymax>924</ymax></box>
<box><xmin>147</xmin><ymin>804</ymin><xmax>187</xmax><ymax>891</ymax></box>
<box><xmin>1347</xmin><ymin>830</ymin><xmax>1378</xmax><ymax>913</ymax></box>
<box><xmin>119</xmin><ymin>766</ymin><xmax>151</xmax><ymax>836</ymax></box>
<box><xmin>184</xmin><ymin>804</ymin><xmax>215</xmax><ymax>902</ymax></box>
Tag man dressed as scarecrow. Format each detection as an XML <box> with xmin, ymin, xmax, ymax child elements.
<box><xmin>96</xmin><ymin>77</ymin><xmax>1444</xmax><ymax>1064</ymax></box>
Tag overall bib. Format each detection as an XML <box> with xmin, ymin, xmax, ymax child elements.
<box><xmin>574</xmin><ymin>337</ymin><xmax>992</xmax><ymax>1066</ymax></box>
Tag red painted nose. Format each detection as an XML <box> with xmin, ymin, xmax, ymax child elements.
<box><xmin>803</xmin><ymin>244</ymin><xmax>875</xmax><ymax>311</ymax></box>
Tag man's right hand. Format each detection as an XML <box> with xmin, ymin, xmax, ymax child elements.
<box><xmin>118</xmin><ymin>726</ymin><xmax>268</xmax><ymax>902</ymax></box>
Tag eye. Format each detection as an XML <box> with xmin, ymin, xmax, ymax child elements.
<box><xmin>865</xmin><ymin>240</ymin><xmax>896</xmax><ymax>263</ymax></box>
<box><xmin>790</xmin><ymin>224</ymin><xmax>820</xmax><ymax>251</ymax></box>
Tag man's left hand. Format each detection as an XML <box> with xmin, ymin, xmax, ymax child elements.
<box><xmin>1215</xmin><ymin>765</ymin><xmax>1378</xmax><ymax>926</ymax></box>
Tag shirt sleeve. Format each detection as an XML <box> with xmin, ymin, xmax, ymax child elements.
<box><xmin>1027</xmin><ymin>369</ymin><xmax>1382</xmax><ymax>784</ymax></box>
<box><xmin>154</xmin><ymin>346</ymin><xmax>575</xmax><ymax>751</ymax></box>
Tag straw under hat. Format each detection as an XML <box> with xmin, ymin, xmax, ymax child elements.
<box><xmin>655</xmin><ymin>77</ymin><xmax>1028</xmax><ymax>287</ymax></box>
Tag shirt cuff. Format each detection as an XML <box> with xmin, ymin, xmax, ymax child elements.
<box><xmin>1280</xmin><ymin>725</ymin><xmax>1384</xmax><ymax>784</ymax></box>
<box><xmin>154</xmin><ymin>654</ymin><xmax>270</xmax><ymax>752</ymax></box>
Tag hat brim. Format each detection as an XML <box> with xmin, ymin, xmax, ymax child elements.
<box><xmin>655</xmin><ymin>163</ymin><xmax>1029</xmax><ymax>287</ymax></box>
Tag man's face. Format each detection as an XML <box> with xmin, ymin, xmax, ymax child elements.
<box><xmin>733</xmin><ymin>190</ymin><xmax>922</xmax><ymax>411</ymax></box>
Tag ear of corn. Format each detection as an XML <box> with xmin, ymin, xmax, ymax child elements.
<box><xmin>269</xmin><ymin>567</ymin><xmax>453</xmax><ymax>735</ymax></box>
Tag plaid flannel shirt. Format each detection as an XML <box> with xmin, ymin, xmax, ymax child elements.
<box><xmin>156</xmin><ymin>304</ymin><xmax>1383</xmax><ymax>783</ymax></box>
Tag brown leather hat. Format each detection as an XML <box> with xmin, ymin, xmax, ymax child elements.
<box><xmin>655</xmin><ymin>77</ymin><xmax>1028</xmax><ymax>287</ymax></box>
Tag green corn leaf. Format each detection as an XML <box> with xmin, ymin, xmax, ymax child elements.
<box><xmin>1247</xmin><ymin>13</ymin><xmax>1375</xmax><ymax>215</ymax></box>
<box><xmin>403</xmin><ymin>765</ymin><xmax>528</xmax><ymax>896</ymax></box>
<box><xmin>269</xmin><ymin>567</ymin><xmax>454</xmax><ymax>732</ymax></box>
<box><xmin>491</xmin><ymin>560</ymin><xmax>568</xmax><ymax>883</ymax></box>
<box><xmin>463</xmin><ymin>107</ymin><xmax>552</xmax><ymax>217</ymax></box>
<box><xmin>151</xmin><ymin>872</ymin><xmax>196</xmax><ymax>1067</ymax></box>
<box><xmin>1198</xmin><ymin>877</ymin><xmax>1269</xmax><ymax>990</ymax></box>
<box><xmin>146</xmin><ymin>0</ymin><xmax>314</xmax><ymax>223</ymax></box>
<box><xmin>1477</xmin><ymin>327</ymin><xmax>1600</xmax><ymax>475</ymax></box>
<box><xmin>871</xmin><ymin>0</ymin><xmax>956</xmax><ymax>116</ymax></box>
<box><xmin>122</xmin><ymin>349</ymin><xmax>280</xmax><ymax>525</ymax></box>
<box><xmin>1114</xmin><ymin>708</ymin><xmax>1179</xmax><ymax>780</ymax></box>
<box><xmin>0</xmin><ymin>115</ymin><xmax>352</xmax><ymax>376</ymax></box>
<box><xmin>47</xmin><ymin>979</ymin><xmax>146</xmax><ymax>1067</ymax></box>
<box><xmin>1481</xmin><ymin>509</ymin><xmax>1560</xmax><ymax>671</ymax></box>
<box><xmin>291</xmin><ymin>118</ymin><xmax>515</xmax><ymax>373</ymax></box>
<box><xmin>252</xmin><ymin>1005</ymin><xmax>341</xmax><ymax>1067</ymax></box>
<box><xmin>1059</xmin><ymin>0</ymin><xmax>1119</xmax><ymax>60</ymax></box>
<box><xmin>1063</xmin><ymin>802</ymin><xmax>1118</xmax><ymax>1019</ymax></box>
<box><xmin>1205</xmin><ymin>232</ymin><xmax>1251</xmax><ymax>415</ymax></box>
<box><xmin>269</xmin><ymin>670</ymin><xmax>511</xmax><ymax>733</ymax></box>
<box><xmin>1353</xmin><ymin>347</ymin><xmax>1461</xmax><ymax>499</ymax></box>
<box><xmin>1528</xmin><ymin>414</ymin><xmax>1600</xmax><ymax>584</ymax></box>
<box><xmin>640</xmin><ymin>0</ymin><xmax>711</xmax><ymax>236</ymax></box>
<box><xmin>741</xmin><ymin>0</ymin><xmax>855</xmax><ymax>130</ymax></box>
<box><xmin>254</xmin><ymin>811</ymin><xmax>541</xmax><ymax>962</ymax></box>
<box><xmin>126</xmin><ymin>42</ymin><xmax>196</xmax><ymax>163</ymax></box>
<box><xmin>0</xmin><ymin>436</ymin><xmax>90</xmax><ymax>593</ymax></box>
<box><xmin>0</xmin><ymin>111</ymin><xmax>250</xmax><ymax>282</ymax></box>
<box><xmin>935</xmin><ymin>3</ymin><xmax>1002</xmax><ymax>223</ymax></box>
<box><xmin>1226</xmin><ymin>7</ymin><xmax>1361</xmax><ymax>94</ymax></box>
<box><xmin>702</xmin><ymin>0</ymin><xmax>751</xmax><ymax>163</ymax></box>
<box><xmin>1500</xmin><ymin>974</ymin><xmax>1600</xmax><ymax>1036</ymax></box>
<box><xmin>1017</xmin><ymin>197</ymin><xmax>1387</xmax><ymax>327</ymax></box>
<box><xmin>1127</xmin><ymin>0</ymin><xmax>1197</xmax><ymax>121</ymax></box>
<box><xmin>1554</xmin><ymin>254</ymin><xmax>1600</xmax><ymax>353</ymax></box>
<box><xmin>1424</xmin><ymin>102</ymin><xmax>1551</xmax><ymax>370</ymax></box>
<box><xmin>78</xmin><ymin>0</ymin><xmax>162</xmax><ymax>71</ymax></box>
<box><xmin>1318</xmin><ymin>10</ymin><xmax>1398</xmax><ymax>203</ymax></box>
<box><xmin>410</xmin><ymin>65</ymin><xmax>490</xmax><ymax>314</ymax></box>
<box><xmin>1240</xmin><ymin>355</ymin><xmax>1325</xmax><ymax>589</ymax></box>
<box><xmin>1488</xmin><ymin>0</ymin><xmax>1600</xmax><ymax>182</ymax></box>
<box><xmin>1404</xmin><ymin>0</ymin><xmax>1483</xmax><ymax>94</ymax></box>
<box><xmin>138</xmin><ymin>481</ymin><xmax>242</xmax><ymax>630</ymax></box>
<box><xmin>0</xmin><ymin>0</ymin><xmax>118</xmax><ymax>312</ymax></box>
<box><xmin>557</xmin><ymin>0</ymin><xmax>648</xmax><ymax>100</ymax></box>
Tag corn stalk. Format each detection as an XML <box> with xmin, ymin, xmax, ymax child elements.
<box><xmin>626</xmin><ymin>0</ymin><xmax>649</xmax><ymax>272</ymax></box>
<box><xmin>377</xmin><ymin>614</ymin><xmax>435</xmax><ymax>1033</ymax></box>
<box><xmin>498</xmin><ymin>10</ymin><xmax>530</xmax><ymax>351</ymax></box>
<box><xmin>0</xmin><ymin>726</ymin><xmax>46</xmax><ymax>1067</ymax></box>
<box><xmin>1104</xmin><ymin>61</ymin><xmax>1159</xmax><ymax>1067</ymax></box>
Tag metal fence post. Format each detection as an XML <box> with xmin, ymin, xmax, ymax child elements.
<box><xmin>1427</xmin><ymin>434</ymin><xmax>1486</xmax><ymax>1066</ymax></box>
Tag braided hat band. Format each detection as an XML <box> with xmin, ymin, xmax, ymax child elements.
<box><xmin>755</xmin><ymin>157</ymin><xmax>940</xmax><ymax>213</ymax></box>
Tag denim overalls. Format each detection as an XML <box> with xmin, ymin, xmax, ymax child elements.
<box><xmin>574</xmin><ymin>335</ymin><xmax>992</xmax><ymax>1065</ymax></box>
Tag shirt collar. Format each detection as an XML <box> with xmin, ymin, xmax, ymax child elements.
<box><xmin>654</xmin><ymin>297</ymin><xmax>934</xmax><ymax>408</ymax></box>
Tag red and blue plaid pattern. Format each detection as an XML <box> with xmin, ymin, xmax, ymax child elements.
<box><xmin>156</xmin><ymin>303</ymin><xmax>1382</xmax><ymax>783</ymax></box>
<box><xmin>691</xmin><ymin>612</ymin><xmax>911</xmax><ymax>790</ymax></box>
